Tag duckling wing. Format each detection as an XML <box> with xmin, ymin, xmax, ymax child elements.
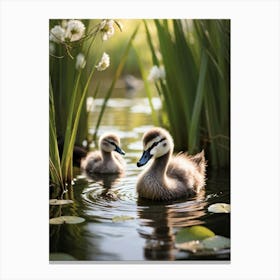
<box><xmin>171</xmin><ymin>151</ymin><xmax>206</xmax><ymax>173</ymax></box>
<box><xmin>80</xmin><ymin>151</ymin><xmax>102</xmax><ymax>171</ymax></box>
<box><xmin>167</xmin><ymin>153</ymin><xmax>195</xmax><ymax>179</ymax></box>
<box><xmin>186</xmin><ymin>150</ymin><xmax>206</xmax><ymax>175</ymax></box>
<box><xmin>167</xmin><ymin>152</ymin><xmax>206</xmax><ymax>192</ymax></box>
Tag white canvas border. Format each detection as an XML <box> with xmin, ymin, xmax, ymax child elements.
<box><xmin>0</xmin><ymin>0</ymin><xmax>279</xmax><ymax>279</ymax></box>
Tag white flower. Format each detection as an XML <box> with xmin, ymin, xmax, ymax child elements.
<box><xmin>99</xmin><ymin>19</ymin><xmax>115</xmax><ymax>41</ymax></box>
<box><xmin>148</xmin><ymin>65</ymin><xmax>166</xmax><ymax>81</ymax></box>
<box><xmin>49</xmin><ymin>42</ymin><xmax>56</xmax><ymax>54</ymax></box>
<box><xmin>75</xmin><ymin>53</ymin><xmax>86</xmax><ymax>70</ymax></box>
<box><xmin>49</xmin><ymin>25</ymin><xmax>65</xmax><ymax>43</ymax></box>
<box><xmin>96</xmin><ymin>52</ymin><xmax>110</xmax><ymax>71</ymax></box>
<box><xmin>61</xmin><ymin>19</ymin><xmax>68</xmax><ymax>29</ymax></box>
<box><xmin>65</xmin><ymin>19</ymin><xmax>85</xmax><ymax>42</ymax></box>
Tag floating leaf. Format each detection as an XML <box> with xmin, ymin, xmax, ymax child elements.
<box><xmin>201</xmin><ymin>235</ymin><xmax>230</xmax><ymax>250</ymax></box>
<box><xmin>49</xmin><ymin>253</ymin><xmax>77</xmax><ymax>261</ymax></box>
<box><xmin>49</xmin><ymin>199</ymin><xmax>74</xmax><ymax>206</ymax></box>
<box><xmin>176</xmin><ymin>235</ymin><xmax>230</xmax><ymax>253</ymax></box>
<box><xmin>175</xmin><ymin>225</ymin><xmax>215</xmax><ymax>244</ymax></box>
<box><xmin>176</xmin><ymin>240</ymin><xmax>202</xmax><ymax>253</ymax></box>
<box><xmin>49</xmin><ymin>216</ymin><xmax>85</xmax><ymax>225</ymax></box>
<box><xmin>112</xmin><ymin>215</ymin><xmax>134</xmax><ymax>223</ymax></box>
<box><xmin>208</xmin><ymin>203</ymin><xmax>230</xmax><ymax>213</ymax></box>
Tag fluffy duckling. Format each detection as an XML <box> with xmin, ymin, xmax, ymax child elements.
<box><xmin>80</xmin><ymin>133</ymin><xmax>126</xmax><ymax>174</ymax></box>
<box><xmin>136</xmin><ymin>127</ymin><xmax>206</xmax><ymax>201</ymax></box>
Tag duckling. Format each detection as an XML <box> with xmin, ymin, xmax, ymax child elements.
<box><xmin>136</xmin><ymin>127</ymin><xmax>206</xmax><ymax>201</ymax></box>
<box><xmin>80</xmin><ymin>133</ymin><xmax>126</xmax><ymax>174</ymax></box>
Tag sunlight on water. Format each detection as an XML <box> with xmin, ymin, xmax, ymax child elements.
<box><xmin>50</xmin><ymin>97</ymin><xmax>230</xmax><ymax>261</ymax></box>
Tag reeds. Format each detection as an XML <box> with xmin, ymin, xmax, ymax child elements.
<box><xmin>143</xmin><ymin>19</ymin><xmax>230</xmax><ymax>168</ymax></box>
<box><xmin>49</xmin><ymin>19</ymin><xmax>138</xmax><ymax>195</ymax></box>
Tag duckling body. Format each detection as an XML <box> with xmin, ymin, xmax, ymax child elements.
<box><xmin>80</xmin><ymin>133</ymin><xmax>126</xmax><ymax>174</ymax></box>
<box><xmin>136</xmin><ymin>127</ymin><xmax>206</xmax><ymax>201</ymax></box>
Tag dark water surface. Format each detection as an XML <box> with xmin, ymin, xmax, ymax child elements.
<box><xmin>50</xmin><ymin>96</ymin><xmax>230</xmax><ymax>261</ymax></box>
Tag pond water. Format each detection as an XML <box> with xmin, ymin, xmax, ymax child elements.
<box><xmin>50</xmin><ymin>92</ymin><xmax>230</xmax><ymax>262</ymax></box>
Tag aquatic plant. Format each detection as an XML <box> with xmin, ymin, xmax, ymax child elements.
<box><xmin>142</xmin><ymin>19</ymin><xmax>230</xmax><ymax>168</ymax></box>
<box><xmin>49</xmin><ymin>19</ymin><xmax>138</xmax><ymax>195</ymax></box>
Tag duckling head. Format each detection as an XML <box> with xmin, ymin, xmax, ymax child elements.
<box><xmin>99</xmin><ymin>133</ymin><xmax>125</xmax><ymax>155</ymax></box>
<box><xmin>137</xmin><ymin>127</ymin><xmax>174</xmax><ymax>167</ymax></box>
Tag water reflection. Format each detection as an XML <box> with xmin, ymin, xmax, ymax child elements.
<box><xmin>82</xmin><ymin>171</ymin><xmax>124</xmax><ymax>200</ymax></box>
<box><xmin>50</xmin><ymin>97</ymin><xmax>230</xmax><ymax>261</ymax></box>
<box><xmin>123</xmin><ymin>74</ymin><xmax>144</xmax><ymax>98</ymax></box>
<box><xmin>137</xmin><ymin>192</ymin><xmax>207</xmax><ymax>260</ymax></box>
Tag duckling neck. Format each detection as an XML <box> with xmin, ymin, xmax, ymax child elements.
<box><xmin>150</xmin><ymin>151</ymin><xmax>171</xmax><ymax>176</ymax></box>
<box><xmin>101</xmin><ymin>150</ymin><xmax>113</xmax><ymax>163</ymax></box>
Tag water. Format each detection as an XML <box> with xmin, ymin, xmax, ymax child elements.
<box><xmin>50</xmin><ymin>94</ymin><xmax>230</xmax><ymax>261</ymax></box>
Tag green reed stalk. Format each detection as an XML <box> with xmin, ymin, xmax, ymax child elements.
<box><xmin>60</xmin><ymin>33</ymin><xmax>100</xmax><ymax>184</ymax></box>
<box><xmin>188</xmin><ymin>50</ymin><xmax>208</xmax><ymax>152</ymax></box>
<box><xmin>142</xmin><ymin>19</ymin><xmax>230</xmax><ymax>168</ymax></box>
<box><xmin>133</xmin><ymin>45</ymin><xmax>158</xmax><ymax>126</ymax></box>
<box><xmin>93</xmin><ymin>26</ymin><xmax>139</xmax><ymax>139</ymax></box>
<box><xmin>64</xmin><ymin>66</ymin><xmax>96</xmax><ymax>183</ymax></box>
<box><xmin>49</xmin><ymin>80</ymin><xmax>63</xmax><ymax>187</ymax></box>
<box><xmin>49</xmin><ymin>19</ymin><xmax>131</xmax><ymax>191</ymax></box>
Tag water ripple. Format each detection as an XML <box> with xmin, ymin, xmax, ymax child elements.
<box><xmin>80</xmin><ymin>170</ymin><xmax>208</xmax><ymax>233</ymax></box>
<box><xmin>80</xmin><ymin>174</ymin><xmax>138</xmax><ymax>223</ymax></box>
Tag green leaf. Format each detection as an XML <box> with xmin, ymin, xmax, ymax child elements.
<box><xmin>201</xmin><ymin>235</ymin><xmax>230</xmax><ymax>250</ymax></box>
<box><xmin>49</xmin><ymin>80</ymin><xmax>63</xmax><ymax>187</ymax></box>
<box><xmin>188</xmin><ymin>50</ymin><xmax>208</xmax><ymax>152</ymax></box>
<box><xmin>49</xmin><ymin>216</ymin><xmax>85</xmax><ymax>225</ymax></box>
<box><xmin>60</xmin><ymin>71</ymin><xmax>82</xmax><ymax>180</ymax></box>
<box><xmin>112</xmin><ymin>215</ymin><xmax>134</xmax><ymax>223</ymax></box>
<box><xmin>176</xmin><ymin>235</ymin><xmax>230</xmax><ymax>253</ymax></box>
<box><xmin>141</xmin><ymin>19</ymin><xmax>230</xmax><ymax>168</ymax></box>
<box><xmin>60</xmin><ymin>32</ymin><xmax>100</xmax><ymax>183</ymax></box>
<box><xmin>143</xmin><ymin>20</ymin><xmax>160</xmax><ymax>66</ymax></box>
<box><xmin>208</xmin><ymin>203</ymin><xmax>230</xmax><ymax>213</ymax></box>
<box><xmin>175</xmin><ymin>225</ymin><xmax>215</xmax><ymax>244</ymax></box>
<box><xmin>49</xmin><ymin>199</ymin><xmax>74</xmax><ymax>206</ymax></box>
<box><xmin>176</xmin><ymin>240</ymin><xmax>202</xmax><ymax>253</ymax></box>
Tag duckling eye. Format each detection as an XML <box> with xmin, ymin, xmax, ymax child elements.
<box><xmin>148</xmin><ymin>137</ymin><xmax>166</xmax><ymax>150</ymax></box>
<box><xmin>163</xmin><ymin>143</ymin><xmax>167</xmax><ymax>147</ymax></box>
<box><xmin>105</xmin><ymin>140</ymin><xmax>115</xmax><ymax>147</ymax></box>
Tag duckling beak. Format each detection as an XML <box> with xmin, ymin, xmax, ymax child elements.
<box><xmin>137</xmin><ymin>150</ymin><xmax>152</xmax><ymax>167</ymax></box>
<box><xmin>115</xmin><ymin>145</ymin><xmax>125</xmax><ymax>155</ymax></box>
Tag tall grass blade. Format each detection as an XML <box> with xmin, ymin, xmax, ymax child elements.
<box><xmin>62</xmin><ymin>64</ymin><xmax>96</xmax><ymax>183</ymax></box>
<box><xmin>143</xmin><ymin>20</ymin><xmax>159</xmax><ymax>66</ymax></box>
<box><xmin>49</xmin><ymin>80</ymin><xmax>63</xmax><ymax>187</ymax></box>
<box><xmin>60</xmin><ymin>71</ymin><xmax>82</xmax><ymax>178</ymax></box>
<box><xmin>94</xmin><ymin>26</ymin><xmax>140</xmax><ymax>138</ymax></box>
<box><xmin>133</xmin><ymin>45</ymin><xmax>158</xmax><ymax>125</ymax></box>
<box><xmin>142</xmin><ymin>19</ymin><xmax>230</xmax><ymax>168</ymax></box>
<box><xmin>188</xmin><ymin>50</ymin><xmax>208</xmax><ymax>152</ymax></box>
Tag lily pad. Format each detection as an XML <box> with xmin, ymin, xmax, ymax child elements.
<box><xmin>112</xmin><ymin>215</ymin><xmax>134</xmax><ymax>223</ymax></box>
<box><xmin>176</xmin><ymin>235</ymin><xmax>230</xmax><ymax>253</ymax></box>
<box><xmin>208</xmin><ymin>203</ymin><xmax>230</xmax><ymax>213</ymax></box>
<box><xmin>49</xmin><ymin>199</ymin><xmax>74</xmax><ymax>206</ymax></box>
<box><xmin>201</xmin><ymin>235</ymin><xmax>230</xmax><ymax>250</ymax></box>
<box><xmin>49</xmin><ymin>216</ymin><xmax>85</xmax><ymax>225</ymax></box>
<box><xmin>175</xmin><ymin>225</ymin><xmax>215</xmax><ymax>244</ymax></box>
<box><xmin>176</xmin><ymin>240</ymin><xmax>202</xmax><ymax>253</ymax></box>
